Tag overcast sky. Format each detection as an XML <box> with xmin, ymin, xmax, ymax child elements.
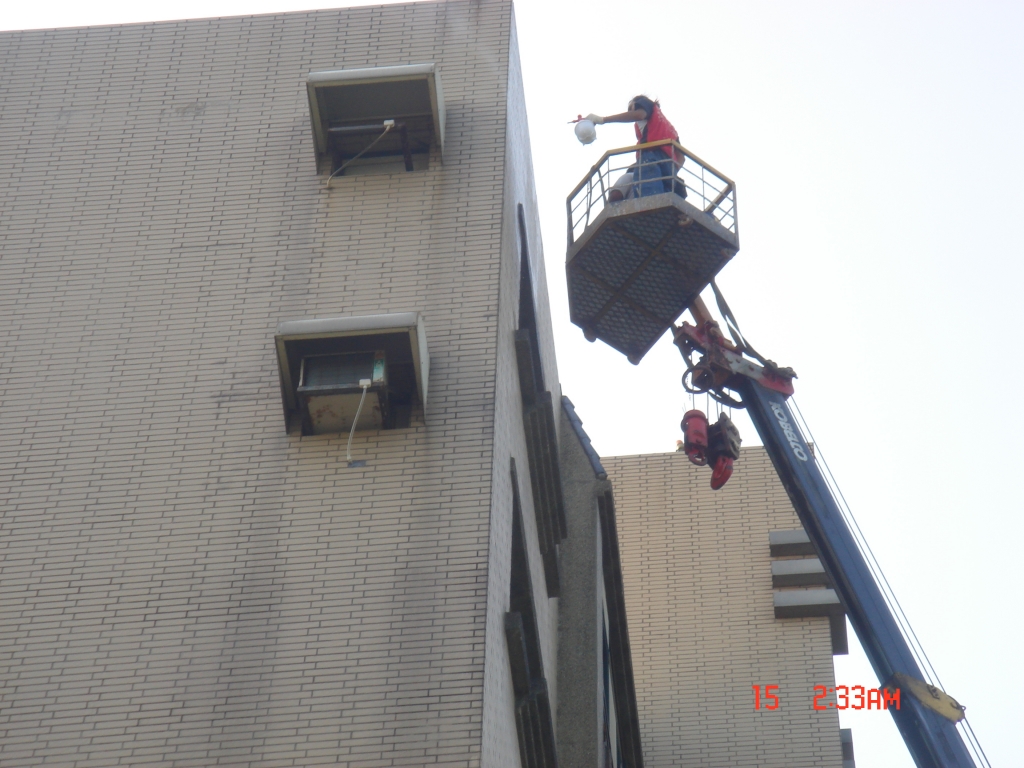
<box><xmin>2</xmin><ymin>1</ymin><xmax>1020</xmax><ymax>765</ymax></box>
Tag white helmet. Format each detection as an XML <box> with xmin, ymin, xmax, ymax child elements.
<box><xmin>574</xmin><ymin>119</ymin><xmax>597</xmax><ymax>145</ymax></box>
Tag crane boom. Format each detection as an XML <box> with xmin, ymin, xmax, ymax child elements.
<box><xmin>738</xmin><ymin>377</ymin><xmax>975</xmax><ymax>768</ymax></box>
<box><xmin>672</xmin><ymin>317</ymin><xmax>976</xmax><ymax>767</ymax></box>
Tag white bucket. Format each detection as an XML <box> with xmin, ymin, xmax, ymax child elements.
<box><xmin>574</xmin><ymin>119</ymin><xmax>597</xmax><ymax>145</ymax></box>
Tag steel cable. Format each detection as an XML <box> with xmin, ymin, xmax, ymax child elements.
<box><xmin>697</xmin><ymin>282</ymin><xmax>989</xmax><ymax>766</ymax></box>
<box><xmin>789</xmin><ymin>397</ymin><xmax>991</xmax><ymax>768</ymax></box>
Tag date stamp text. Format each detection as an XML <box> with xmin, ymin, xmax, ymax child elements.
<box><xmin>752</xmin><ymin>684</ymin><xmax>900</xmax><ymax>711</ymax></box>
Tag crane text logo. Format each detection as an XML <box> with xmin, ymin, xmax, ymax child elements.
<box><xmin>770</xmin><ymin>403</ymin><xmax>809</xmax><ymax>462</ymax></box>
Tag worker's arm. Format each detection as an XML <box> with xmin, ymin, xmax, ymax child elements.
<box><xmin>585</xmin><ymin>108</ymin><xmax>648</xmax><ymax>125</ymax></box>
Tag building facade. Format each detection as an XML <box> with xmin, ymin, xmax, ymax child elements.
<box><xmin>606</xmin><ymin>447</ymin><xmax>848</xmax><ymax>768</ymax></box>
<box><xmin>0</xmin><ymin>3</ymin><xmax>642</xmax><ymax>766</ymax></box>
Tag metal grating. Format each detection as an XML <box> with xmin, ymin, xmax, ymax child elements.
<box><xmin>613</xmin><ymin>206</ymin><xmax>680</xmax><ymax>249</ymax></box>
<box><xmin>582</xmin><ymin>226</ymin><xmax>651</xmax><ymax>288</ymax></box>
<box><xmin>567</xmin><ymin>197</ymin><xmax>737</xmax><ymax>362</ymax></box>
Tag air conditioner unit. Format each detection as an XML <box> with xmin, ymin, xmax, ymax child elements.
<box><xmin>296</xmin><ymin>351</ymin><xmax>388</xmax><ymax>435</ymax></box>
<box><xmin>274</xmin><ymin>312</ymin><xmax>428</xmax><ymax>435</ymax></box>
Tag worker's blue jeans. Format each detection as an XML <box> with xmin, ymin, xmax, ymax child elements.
<box><xmin>634</xmin><ymin>148</ymin><xmax>674</xmax><ymax>197</ymax></box>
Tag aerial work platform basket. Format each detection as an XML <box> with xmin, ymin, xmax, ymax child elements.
<box><xmin>566</xmin><ymin>139</ymin><xmax>738</xmax><ymax>363</ymax></box>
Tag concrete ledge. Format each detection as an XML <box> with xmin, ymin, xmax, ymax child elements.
<box><xmin>769</xmin><ymin>528</ymin><xmax>816</xmax><ymax>557</ymax></box>
<box><xmin>771</xmin><ymin>558</ymin><xmax>831</xmax><ymax>588</ymax></box>
<box><xmin>774</xmin><ymin>589</ymin><xmax>848</xmax><ymax>655</ymax></box>
<box><xmin>773</xmin><ymin>588</ymin><xmax>842</xmax><ymax>618</ymax></box>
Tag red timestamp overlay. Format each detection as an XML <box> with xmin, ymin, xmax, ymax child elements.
<box><xmin>752</xmin><ymin>685</ymin><xmax>901</xmax><ymax>711</ymax></box>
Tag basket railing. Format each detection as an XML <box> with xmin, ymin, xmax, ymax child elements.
<box><xmin>566</xmin><ymin>139</ymin><xmax>737</xmax><ymax>247</ymax></box>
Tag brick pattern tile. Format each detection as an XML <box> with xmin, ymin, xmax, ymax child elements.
<box><xmin>605</xmin><ymin>448</ymin><xmax>843</xmax><ymax>768</ymax></box>
<box><xmin>0</xmin><ymin>2</ymin><xmax>545</xmax><ymax>766</ymax></box>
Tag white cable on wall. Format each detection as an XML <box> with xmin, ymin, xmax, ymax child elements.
<box><xmin>789</xmin><ymin>397</ymin><xmax>991</xmax><ymax>768</ymax></box>
<box><xmin>346</xmin><ymin>380</ymin><xmax>371</xmax><ymax>464</ymax></box>
<box><xmin>327</xmin><ymin>121</ymin><xmax>394</xmax><ymax>188</ymax></box>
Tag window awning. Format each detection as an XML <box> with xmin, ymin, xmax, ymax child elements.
<box><xmin>274</xmin><ymin>312</ymin><xmax>429</xmax><ymax>433</ymax></box>
<box><xmin>306</xmin><ymin>64</ymin><xmax>445</xmax><ymax>172</ymax></box>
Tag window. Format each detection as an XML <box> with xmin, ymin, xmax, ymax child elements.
<box><xmin>597</xmin><ymin>491</ymin><xmax>644</xmax><ymax>767</ymax></box>
<box><xmin>504</xmin><ymin>459</ymin><xmax>557</xmax><ymax>768</ymax></box>
<box><xmin>517</xmin><ymin>205</ymin><xmax>544</xmax><ymax>395</ymax></box>
<box><xmin>602</xmin><ymin>619</ymin><xmax>614</xmax><ymax>768</ymax></box>
<box><xmin>513</xmin><ymin>205</ymin><xmax>567</xmax><ymax>597</ymax></box>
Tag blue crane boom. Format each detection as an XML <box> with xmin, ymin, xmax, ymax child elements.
<box><xmin>671</xmin><ymin>318</ymin><xmax>976</xmax><ymax>768</ymax></box>
<box><xmin>738</xmin><ymin>375</ymin><xmax>975</xmax><ymax>768</ymax></box>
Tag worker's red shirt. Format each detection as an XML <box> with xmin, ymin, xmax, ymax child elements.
<box><xmin>635</xmin><ymin>104</ymin><xmax>682</xmax><ymax>164</ymax></box>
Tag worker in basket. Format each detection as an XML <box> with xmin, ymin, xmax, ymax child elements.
<box><xmin>586</xmin><ymin>95</ymin><xmax>686</xmax><ymax>202</ymax></box>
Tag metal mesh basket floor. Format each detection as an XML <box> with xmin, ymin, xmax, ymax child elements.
<box><xmin>567</xmin><ymin>194</ymin><xmax>738</xmax><ymax>363</ymax></box>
